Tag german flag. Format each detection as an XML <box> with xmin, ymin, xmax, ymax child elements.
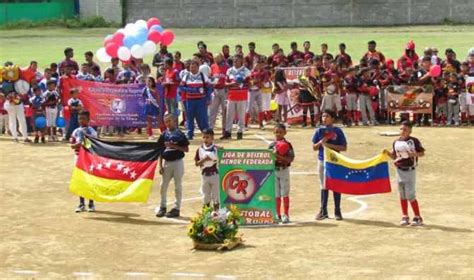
<box><xmin>69</xmin><ymin>136</ymin><xmax>160</xmax><ymax>202</ymax></box>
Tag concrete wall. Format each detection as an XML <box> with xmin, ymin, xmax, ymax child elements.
<box><xmin>79</xmin><ymin>0</ymin><xmax>122</xmax><ymax>24</ymax></box>
<box><xmin>80</xmin><ymin>0</ymin><xmax>474</xmax><ymax>27</ymax></box>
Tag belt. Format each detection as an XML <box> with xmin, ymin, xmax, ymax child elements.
<box><xmin>203</xmin><ymin>171</ymin><xmax>218</xmax><ymax>176</ymax></box>
<box><xmin>397</xmin><ymin>167</ymin><xmax>415</xmax><ymax>171</ymax></box>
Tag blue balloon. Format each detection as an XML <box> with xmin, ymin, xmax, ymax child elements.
<box><xmin>123</xmin><ymin>35</ymin><xmax>137</xmax><ymax>49</ymax></box>
<box><xmin>137</xmin><ymin>26</ymin><xmax>148</xmax><ymax>35</ymax></box>
<box><xmin>56</xmin><ymin>117</ymin><xmax>66</xmax><ymax>128</ymax></box>
<box><xmin>135</xmin><ymin>32</ymin><xmax>147</xmax><ymax>45</ymax></box>
<box><xmin>149</xmin><ymin>25</ymin><xmax>164</xmax><ymax>33</ymax></box>
<box><xmin>35</xmin><ymin>116</ymin><xmax>47</xmax><ymax>129</ymax></box>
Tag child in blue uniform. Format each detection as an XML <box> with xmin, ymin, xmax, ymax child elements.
<box><xmin>29</xmin><ymin>87</ymin><xmax>46</xmax><ymax>143</ymax></box>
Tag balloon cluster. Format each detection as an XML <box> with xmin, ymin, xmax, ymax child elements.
<box><xmin>96</xmin><ymin>18</ymin><xmax>175</xmax><ymax>63</ymax></box>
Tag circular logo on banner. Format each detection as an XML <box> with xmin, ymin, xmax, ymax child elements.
<box><xmin>222</xmin><ymin>170</ymin><xmax>256</xmax><ymax>202</ymax></box>
<box><xmin>111</xmin><ymin>98</ymin><xmax>126</xmax><ymax>113</ymax></box>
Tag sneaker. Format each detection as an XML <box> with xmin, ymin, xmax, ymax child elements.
<box><xmin>75</xmin><ymin>204</ymin><xmax>86</xmax><ymax>213</ymax></box>
<box><xmin>363</xmin><ymin>122</ymin><xmax>369</xmax><ymax>126</ymax></box>
<box><xmin>237</xmin><ymin>132</ymin><xmax>243</xmax><ymax>140</ymax></box>
<box><xmin>155</xmin><ymin>207</ymin><xmax>167</xmax><ymax>218</ymax></box>
<box><xmin>281</xmin><ymin>214</ymin><xmax>290</xmax><ymax>224</ymax></box>
<box><xmin>335</xmin><ymin>211</ymin><xmax>343</xmax><ymax>221</ymax></box>
<box><xmin>34</xmin><ymin>136</ymin><xmax>39</xmax><ymax>144</ymax></box>
<box><xmin>165</xmin><ymin>208</ymin><xmax>180</xmax><ymax>218</ymax></box>
<box><xmin>220</xmin><ymin>132</ymin><xmax>231</xmax><ymax>140</ymax></box>
<box><xmin>24</xmin><ymin>138</ymin><xmax>32</xmax><ymax>143</ymax></box>
<box><xmin>259</xmin><ymin>124</ymin><xmax>265</xmax><ymax>130</ymax></box>
<box><xmin>275</xmin><ymin>215</ymin><xmax>282</xmax><ymax>224</ymax></box>
<box><xmin>455</xmin><ymin>122</ymin><xmax>460</xmax><ymax>126</ymax></box>
<box><xmin>87</xmin><ymin>204</ymin><xmax>96</xmax><ymax>212</ymax></box>
<box><xmin>411</xmin><ymin>216</ymin><xmax>423</xmax><ymax>226</ymax></box>
<box><xmin>315</xmin><ymin>210</ymin><xmax>328</xmax><ymax>221</ymax></box>
<box><xmin>301</xmin><ymin>123</ymin><xmax>307</xmax><ymax>128</ymax></box>
<box><xmin>399</xmin><ymin>216</ymin><xmax>410</xmax><ymax>226</ymax></box>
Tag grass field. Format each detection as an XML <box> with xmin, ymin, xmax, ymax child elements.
<box><xmin>1</xmin><ymin>25</ymin><xmax>474</xmax><ymax>68</ymax></box>
<box><xmin>0</xmin><ymin>126</ymin><xmax>473</xmax><ymax>279</ymax></box>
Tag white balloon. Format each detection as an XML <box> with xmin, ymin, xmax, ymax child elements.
<box><xmin>124</xmin><ymin>23</ymin><xmax>137</xmax><ymax>36</ymax></box>
<box><xmin>116</xmin><ymin>28</ymin><xmax>125</xmax><ymax>35</ymax></box>
<box><xmin>130</xmin><ymin>44</ymin><xmax>145</xmax><ymax>59</ymax></box>
<box><xmin>14</xmin><ymin>79</ymin><xmax>30</xmax><ymax>94</ymax></box>
<box><xmin>117</xmin><ymin>46</ymin><xmax>131</xmax><ymax>61</ymax></box>
<box><xmin>142</xmin><ymin>40</ymin><xmax>157</xmax><ymax>55</ymax></box>
<box><xmin>96</xmin><ymin>47</ymin><xmax>111</xmax><ymax>63</ymax></box>
<box><xmin>135</xmin><ymin>19</ymin><xmax>147</xmax><ymax>28</ymax></box>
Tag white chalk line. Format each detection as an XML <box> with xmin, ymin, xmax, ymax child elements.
<box><xmin>254</xmin><ymin>133</ymin><xmax>371</xmax><ymax>218</ymax></box>
<box><xmin>172</xmin><ymin>272</ymin><xmax>206</xmax><ymax>277</ymax></box>
<box><xmin>13</xmin><ymin>270</ymin><xmax>38</xmax><ymax>275</ymax></box>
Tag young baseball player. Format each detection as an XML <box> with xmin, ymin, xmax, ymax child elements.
<box><xmin>156</xmin><ymin>113</ymin><xmax>190</xmax><ymax>218</ymax></box>
<box><xmin>194</xmin><ymin>128</ymin><xmax>220</xmax><ymax>210</ymax></box>
<box><xmin>269</xmin><ymin>124</ymin><xmax>295</xmax><ymax>224</ymax></box>
<box><xmin>71</xmin><ymin>111</ymin><xmax>97</xmax><ymax>212</ymax></box>
<box><xmin>43</xmin><ymin>80</ymin><xmax>60</xmax><ymax>141</ymax></box>
<box><xmin>29</xmin><ymin>87</ymin><xmax>46</xmax><ymax>144</ymax></box>
<box><xmin>221</xmin><ymin>55</ymin><xmax>251</xmax><ymax>140</ymax></box>
<box><xmin>246</xmin><ymin>58</ymin><xmax>267</xmax><ymax>130</ymax></box>
<box><xmin>386</xmin><ymin>121</ymin><xmax>425</xmax><ymax>226</ymax></box>
<box><xmin>65</xmin><ymin>88</ymin><xmax>83</xmax><ymax>141</ymax></box>
<box><xmin>312</xmin><ymin>110</ymin><xmax>347</xmax><ymax>221</ymax></box>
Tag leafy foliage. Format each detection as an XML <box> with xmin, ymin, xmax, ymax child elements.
<box><xmin>188</xmin><ymin>205</ymin><xmax>241</xmax><ymax>244</ymax></box>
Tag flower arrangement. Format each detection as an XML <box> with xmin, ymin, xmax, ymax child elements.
<box><xmin>188</xmin><ymin>205</ymin><xmax>243</xmax><ymax>250</ymax></box>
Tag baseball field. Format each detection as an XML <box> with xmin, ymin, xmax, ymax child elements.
<box><xmin>1</xmin><ymin>26</ymin><xmax>473</xmax><ymax>279</ymax></box>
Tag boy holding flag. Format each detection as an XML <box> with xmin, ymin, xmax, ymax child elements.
<box><xmin>312</xmin><ymin>110</ymin><xmax>347</xmax><ymax>221</ymax></box>
<box><xmin>386</xmin><ymin>121</ymin><xmax>425</xmax><ymax>226</ymax></box>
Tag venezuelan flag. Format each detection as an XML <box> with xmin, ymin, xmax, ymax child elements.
<box><xmin>69</xmin><ymin>136</ymin><xmax>160</xmax><ymax>202</ymax></box>
<box><xmin>324</xmin><ymin>147</ymin><xmax>391</xmax><ymax>195</ymax></box>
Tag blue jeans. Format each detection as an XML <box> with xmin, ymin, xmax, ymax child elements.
<box><xmin>166</xmin><ymin>98</ymin><xmax>179</xmax><ymax>116</ymax></box>
<box><xmin>66</xmin><ymin>113</ymin><xmax>79</xmax><ymax>140</ymax></box>
<box><xmin>185</xmin><ymin>98</ymin><xmax>209</xmax><ymax>138</ymax></box>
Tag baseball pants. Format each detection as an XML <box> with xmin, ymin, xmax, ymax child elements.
<box><xmin>45</xmin><ymin>107</ymin><xmax>58</xmax><ymax>127</ymax></box>
<box><xmin>185</xmin><ymin>98</ymin><xmax>209</xmax><ymax>138</ymax></box>
<box><xmin>275</xmin><ymin>168</ymin><xmax>290</xmax><ymax>198</ymax></box>
<box><xmin>160</xmin><ymin>159</ymin><xmax>185</xmax><ymax>210</ymax></box>
<box><xmin>208</xmin><ymin>88</ymin><xmax>227</xmax><ymax>130</ymax></box>
<box><xmin>358</xmin><ymin>94</ymin><xmax>376</xmax><ymax>123</ymax></box>
<box><xmin>225</xmin><ymin>100</ymin><xmax>246</xmax><ymax>133</ymax></box>
<box><xmin>321</xmin><ymin>93</ymin><xmax>342</xmax><ymax>112</ymax></box>
<box><xmin>396</xmin><ymin>169</ymin><xmax>417</xmax><ymax>201</ymax></box>
<box><xmin>201</xmin><ymin>174</ymin><xmax>220</xmax><ymax>205</ymax></box>
<box><xmin>6</xmin><ymin>102</ymin><xmax>28</xmax><ymax>140</ymax></box>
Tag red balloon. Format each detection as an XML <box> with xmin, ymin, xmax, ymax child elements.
<box><xmin>429</xmin><ymin>65</ymin><xmax>441</xmax><ymax>77</ymax></box>
<box><xmin>105</xmin><ymin>42</ymin><xmax>120</xmax><ymax>57</ymax></box>
<box><xmin>104</xmin><ymin>37</ymin><xmax>114</xmax><ymax>47</ymax></box>
<box><xmin>112</xmin><ymin>32</ymin><xmax>125</xmax><ymax>45</ymax></box>
<box><xmin>160</xmin><ymin>30</ymin><xmax>175</xmax><ymax>46</ymax></box>
<box><xmin>148</xmin><ymin>30</ymin><xmax>162</xmax><ymax>44</ymax></box>
<box><xmin>147</xmin><ymin>18</ymin><xmax>161</xmax><ymax>29</ymax></box>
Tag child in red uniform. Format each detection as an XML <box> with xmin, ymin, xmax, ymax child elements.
<box><xmin>268</xmin><ymin>124</ymin><xmax>295</xmax><ymax>223</ymax></box>
<box><xmin>163</xmin><ymin>59</ymin><xmax>180</xmax><ymax>118</ymax></box>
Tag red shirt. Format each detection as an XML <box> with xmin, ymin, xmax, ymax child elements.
<box><xmin>244</xmin><ymin>52</ymin><xmax>262</xmax><ymax>69</ymax></box>
<box><xmin>287</xmin><ymin>50</ymin><xmax>305</xmax><ymax>63</ymax></box>
<box><xmin>164</xmin><ymin>69</ymin><xmax>180</xmax><ymax>99</ymax></box>
<box><xmin>249</xmin><ymin>69</ymin><xmax>269</xmax><ymax>91</ymax></box>
<box><xmin>173</xmin><ymin>61</ymin><xmax>185</xmax><ymax>72</ymax></box>
<box><xmin>211</xmin><ymin>62</ymin><xmax>229</xmax><ymax>89</ymax></box>
<box><xmin>363</xmin><ymin>51</ymin><xmax>386</xmax><ymax>64</ymax></box>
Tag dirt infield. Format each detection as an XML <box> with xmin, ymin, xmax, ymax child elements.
<box><xmin>0</xmin><ymin>126</ymin><xmax>473</xmax><ymax>279</ymax></box>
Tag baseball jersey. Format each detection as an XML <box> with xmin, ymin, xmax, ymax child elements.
<box><xmin>157</xmin><ymin>128</ymin><xmax>189</xmax><ymax>161</ymax></box>
<box><xmin>362</xmin><ymin>51</ymin><xmax>386</xmax><ymax>64</ymax></box>
<box><xmin>71</xmin><ymin>126</ymin><xmax>97</xmax><ymax>155</ymax></box>
<box><xmin>180</xmin><ymin>71</ymin><xmax>210</xmax><ymax>100</ymax></box>
<box><xmin>244</xmin><ymin>52</ymin><xmax>262</xmax><ymax>69</ymax></box>
<box><xmin>268</xmin><ymin>139</ymin><xmax>295</xmax><ymax>167</ymax></box>
<box><xmin>312</xmin><ymin>126</ymin><xmax>347</xmax><ymax>161</ymax></box>
<box><xmin>194</xmin><ymin>143</ymin><xmax>218</xmax><ymax>175</ymax></box>
<box><xmin>43</xmin><ymin>90</ymin><xmax>60</xmax><ymax>108</ymax></box>
<box><xmin>211</xmin><ymin>62</ymin><xmax>229</xmax><ymax>89</ymax></box>
<box><xmin>68</xmin><ymin>98</ymin><xmax>83</xmax><ymax>113</ymax></box>
<box><xmin>392</xmin><ymin>136</ymin><xmax>424</xmax><ymax>168</ymax></box>
<box><xmin>142</xmin><ymin>87</ymin><xmax>159</xmax><ymax>108</ymax></box>
<box><xmin>226</xmin><ymin>66</ymin><xmax>251</xmax><ymax>101</ymax></box>
<box><xmin>29</xmin><ymin>95</ymin><xmax>45</xmax><ymax>114</ymax></box>
<box><xmin>164</xmin><ymin>68</ymin><xmax>180</xmax><ymax>99</ymax></box>
<box><xmin>287</xmin><ymin>50</ymin><xmax>305</xmax><ymax>63</ymax></box>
